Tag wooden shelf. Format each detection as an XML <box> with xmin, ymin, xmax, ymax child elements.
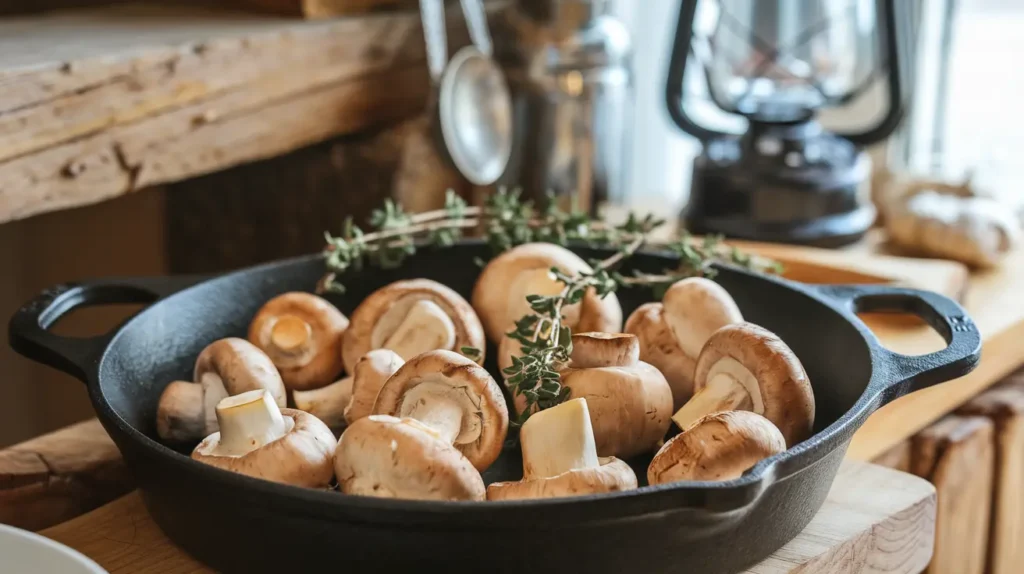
<box><xmin>0</xmin><ymin>2</ymin><xmax>440</xmax><ymax>224</ymax></box>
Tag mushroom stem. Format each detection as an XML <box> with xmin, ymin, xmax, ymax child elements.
<box><xmin>269</xmin><ymin>315</ymin><xmax>313</xmax><ymax>353</ymax></box>
<box><xmin>382</xmin><ymin>299</ymin><xmax>457</xmax><ymax>360</ymax></box>
<box><xmin>292</xmin><ymin>377</ymin><xmax>353</xmax><ymax>430</ymax></box>
<box><xmin>671</xmin><ymin>373</ymin><xmax>753</xmax><ymax>431</ymax></box>
<box><xmin>520</xmin><ymin>398</ymin><xmax>599</xmax><ymax>480</ymax></box>
<box><xmin>214</xmin><ymin>389</ymin><xmax>292</xmax><ymax>457</ymax></box>
<box><xmin>403</xmin><ymin>392</ymin><xmax>464</xmax><ymax>445</ymax></box>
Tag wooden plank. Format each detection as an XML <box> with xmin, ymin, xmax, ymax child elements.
<box><xmin>0</xmin><ymin>419</ymin><xmax>131</xmax><ymax>532</ymax></box>
<box><xmin>0</xmin><ymin>3</ymin><xmax>445</xmax><ymax>224</ymax></box>
<box><xmin>234</xmin><ymin>0</ymin><xmax>413</xmax><ymax>18</ymax></box>
<box><xmin>37</xmin><ymin>461</ymin><xmax>934</xmax><ymax>574</ymax></box>
<box><xmin>910</xmin><ymin>415</ymin><xmax>994</xmax><ymax>574</ymax></box>
<box><xmin>957</xmin><ymin>380</ymin><xmax>1024</xmax><ymax>574</ymax></box>
<box><xmin>871</xmin><ymin>441</ymin><xmax>912</xmax><ymax>473</ymax></box>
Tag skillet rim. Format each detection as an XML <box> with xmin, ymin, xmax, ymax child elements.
<box><xmin>88</xmin><ymin>246</ymin><xmax>890</xmax><ymax>521</ymax></box>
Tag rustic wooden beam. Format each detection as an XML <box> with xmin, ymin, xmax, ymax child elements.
<box><xmin>0</xmin><ymin>3</ymin><xmax>446</xmax><ymax>224</ymax></box>
<box><xmin>911</xmin><ymin>415</ymin><xmax>995</xmax><ymax>574</ymax></box>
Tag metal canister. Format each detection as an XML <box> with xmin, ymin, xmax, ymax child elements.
<box><xmin>493</xmin><ymin>0</ymin><xmax>632</xmax><ymax>214</ymax></box>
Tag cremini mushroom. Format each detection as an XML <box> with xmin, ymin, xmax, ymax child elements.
<box><xmin>341</xmin><ymin>279</ymin><xmax>485</xmax><ymax>373</ymax></box>
<box><xmin>335</xmin><ymin>415</ymin><xmax>485</xmax><ymax>501</ymax></box>
<box><xmin>344</xmin><ymin>349</ymin><xmax>404</xmax><ymax>425</ymax></box>
<box><xmin>624</xmin><ymin>277</ymin><xmax>743</xmax><ymax>410</ymax></box>
<box><xmin>672</xmin><ymin>322</ymin><xmax>814</xmax><ymax>446</ymax></box>
<box><xmin>487</xmin><ymin>398</ymin><xmax>636</xmax><ymax>500</ymax></box>
<box><xmin>157</xmin><ymin>338</ymin><xmax>286</xmax><ymax>443</ymax></box>
<box><xmin>191</xmin><ymin>389</ymin><xmax>337</xmax><ymax>488</ymax></box>
<box><xmin>248</xmin><ymin>292</ymin><xmax>349</xmax><ymax>391</ymax></box>
<box><xmin>373</xmin><ymin>349</ymin><xmax>508</xmax><ymax>471</ymax></box>
<box><xmin>291</xmin><ymin>376</ymin><xmax>352</xmax><ymax>431</ymax></box>
<box><xmin>558</xmin><ymin>333</ymin><xmax>673</xmax><ymax>459</ymax></box>
<box><xmin>647</xmin><ymin>410</ymin><xmax>786</xmax><ymax>484</ymax></box>
<box><xmin>471</xmin><ymin>243</ymin><xmax>623</xmax><ymax>344</ymax></box>
<box><xmin>291</xmin><ymin>349</ymin><xmax>405</xmax><ymax>431</ymax></box>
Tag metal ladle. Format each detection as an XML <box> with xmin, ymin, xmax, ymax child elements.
<box><xmin>420</xmin><ymin>0</ymin><xmax>512</xmax><ymax>186</ymax></box>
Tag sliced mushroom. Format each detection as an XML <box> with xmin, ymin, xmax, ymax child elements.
<box><xmin>191</xmin><ymin>389</ymin><xmax>337</xmax><ymax>488</ymax></box>
<box><xmin>248</xmin><ymin>292</ymin><xmax>349</xmax><ymax>391</ymax></box>
<box><xmin>672</xmin><ymin>322</ymin><xmax>814</xmax><ymax>446</ymax></box>
<box><xmin>157</xmin><ymin>338</ymin><xmax>286</xmax><ymax>443</ymax></box>
<box><xmin>373</xmin><ymin>349</ymin><xmax>509</xmax><ymax>471</ymax></box>
<box><xmin>335</xmin><ymin>415</ymin><xmax>485</xmax><ymax>501</ymax></box>
<box><xmin>647</xmin><ymin>411</ymin><xmax>786</xmax><ymax>484</ymax></box>
<box><xmin>344</xmin><ymin>349</ymin><xmax>405</xmax><ymax>425</ymax></box>
<box><xmin>341</xmin><ymin>279</ymin><xmax>485</xmax><ymax>373</ymax></box>
<box><xmin>487</xmin><ymin>398</ymin><xmax>636</xmax><ymax>500</ymax></box>
<box><xmin>292</xmin><ymin>376</ymin><xmax>353</xmax><ymax>431</ymax></box>
<box><xmin>471</xmin><ymin>243</ymin><xmax>623</xmax><ymax>344</ymax></box>
<box><xmin>558</xmin><ymin>333</ymin><xmax>673</xmax><ymax>459</ymax></box>
<box><xmin>625</xmin><ymin>277</ymin><xmax>743</xmax><ymax>410</ymax></box>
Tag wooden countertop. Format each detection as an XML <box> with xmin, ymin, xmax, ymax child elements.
<box><xmin>34</xmin><ymin>460</ymin><xmax>936</xmax><ymax>574</ymax></box>
<box><xmin>0</xmin><ymin>2</ymin><xmax>442</xmax><ymax>224</ymax></box>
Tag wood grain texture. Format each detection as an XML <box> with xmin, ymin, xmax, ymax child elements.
<box><xmin>0</xmin><ymin>419</ymin><xmax>130</xmax><ymax>532</ymax></box>
<box><xmin>911</xmin><ymin>415</ymin><xmax>995</xmax><ymax>574</ymax></box>
<box><xmin>233</xmin><ymin>0</ymin><xmax>413</xmax><ymax>18</ymax></box>
<box><xmin>871</xmin><ymin>441</ymin><xmax>912</xmax><ymax>473</ymax></box>
<box><xmin>0</xmin><ymin>3</ymin><xmax>441</xmax><ymax>224</ymax></box>
<box><xmin>38</xmin><ymin>461</ymin><xmax>934</xmax><ymax>574</ymax></box>
<box><xmin>957</xmin><ymin>379</ymin><xmax>1024</xmax><ymax>574</ymax></box>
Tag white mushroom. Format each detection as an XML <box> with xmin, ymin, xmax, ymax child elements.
<box><xmin>334</xmin><ymin>415</ymin><xmax>485</xmax><ymax>501</ymax></box>
<box><xmin>191</xmin><ymin>389</ymin><xmax>337</xmax><ymax>488</ymax></box>
<box><xmin>625</xmin><ymin>277</ymin><xmax>743</xmax><ymax>410</ymax></box>
<box><xmin>248</xmin><ymin>292</ymin><xmax>349</xmax><ymax>391</ymax></box>
<box><xmin>341</xmin><ymin>279</ymin><xmax>485</xmax><ymax>373</ymax></box>
<box><xmin>672</xmin><ymin>322</ymin><xmax>814</xmax><ymax>447</ymax></box>
<box><xmin>156</xmin><ymin>338</ymin><xmax>286</xmax><ymax>443</ymax></box>
<box><xmin>290</xmin><ymin>349</ymin><xmax>405</xmax><ymax>432</ymax></box>
<box><xmin>472</xmin><ymin>243</ymin><xmax>623</xmax><ymax>344</ymax></box>
<box><xmin>487</xmin><ymin>398</ymin><xmax>637</xmax><ymax>500</ymax></box>
<box><xmin>372</xmin><ymin>350</ymin><xmax>509</xmax><ymax>471</ymax></box>
<box><xmin>648</xmin><ymin>410</ymin><xmax>786</xmax><ymax>484</ymax></box>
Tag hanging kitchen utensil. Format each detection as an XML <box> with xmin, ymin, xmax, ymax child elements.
<box><xmin>421</xmin><ymin>0</ymin><xmax>513</xmax><ymax>186</ymax></box>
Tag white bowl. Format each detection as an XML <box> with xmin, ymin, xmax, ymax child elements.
<box><xmin>0</xmin><ymin>523</ymin><xmax>107</xmax><ymax>573</ymax></box>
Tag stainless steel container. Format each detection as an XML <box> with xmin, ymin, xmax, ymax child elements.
<box><xmin>493</xmin><ymin>0</ymin><xmax>632</xmax><ymax>214</ymax></box>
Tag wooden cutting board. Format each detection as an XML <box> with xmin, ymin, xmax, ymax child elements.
<box><xmin>37</xmin><ymin>461</ymin><xmax>936</xmax><ymax>574</ymax></box>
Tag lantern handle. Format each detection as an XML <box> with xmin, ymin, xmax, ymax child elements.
<box><xmin>665</xmin><ymin>0</ymin><xmax>732</xmax><ymax>143</ymax></box>
<box><xmin>835</xmin><ymin>0</ymin><xmax>909</xmax><ymax>147</ymax></box>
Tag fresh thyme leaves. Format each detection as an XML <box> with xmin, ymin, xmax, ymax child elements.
<box><xmin>459</xmin><ymin>346</ymin><xmax>483</xmax><ymax>362</ymax></box>
<box><xmin>318</xmin><ymin>189</ymin><xmax>780</xmax><ymax>425</ymax></box>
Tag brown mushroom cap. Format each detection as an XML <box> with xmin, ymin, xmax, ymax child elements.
<box><xmin>624</xmin><ymin>278</ymin><xmax>743</xmax><ymax>410</ymax></box>
<box><xmin>647</xmin><ymin>411</ymin><xmax>786</xmax><ymax>484</ymax></box>
<box><xmin>194</xmin><ymin>338</ymin><xmax>287</xmax><ymax>406</ymax></box>
<box><xmin>248</xmin><ymin>292</ymin><xmax>349</xmax><ymax>391</ymax></box>
<box><xmin>624</xmin><ymin>303</ymin><xmax>696</xmax><ymax>410</ymax></box>
<box><xmin>335</xmin><ymin>415</ymin><xmax>485</xmax><ymax>501</ymax></box>
<box><xmin>373</xmin><ymin>350</ymin><xmax>509</xmax><ymax>471</ymax></box>
<box><xmin>486</xmin><ymin>457</ymin><xmax>636</xmax><ymax>500</ymax></box>
<box><xmin>693</xmin><ymin>323</ymin><xmax>814</xmax><ymax>446</ymax></box>
<box><xmin>192</xmin><ymin>407</ymin><xmax>337</xmax><ymax>488</ymax></box>
<box><xmin>561</xmin><ymin>360</ymin><xmax>673</xmax><ymax>459</ymax></box>
<box><xmin>157</xmin><ymin>338</ymin><xmax>286</xmax><ymax>442</ymax></box>
<box><xmin>341</xmin><ymin>279</ymin><xmax>485</xmax><ymax>374</ymax></box>
<box><xmin>343</xmin><ymin>349</ymin><xmax>405</xmax><ymax>425</ymax></box>
<box><xmin>471</xmin><ymin>243</ymin><xmax>622</xmax><ymax>343</ymax></box>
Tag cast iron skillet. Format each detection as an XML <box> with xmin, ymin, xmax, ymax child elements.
<box><xmin>9</xmin><ymin>242</ymin><xmax>980</xmax><ymax>574</ymax></box>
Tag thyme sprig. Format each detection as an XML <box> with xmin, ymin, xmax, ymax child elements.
<box><xmin>318</xmin><ymin>190</ymin><xmax>781</xmax><ymax>425</ymax></box>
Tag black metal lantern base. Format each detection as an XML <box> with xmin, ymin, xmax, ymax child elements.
<box><xmin>680</xmin><ymin>122</ymin><xmax>876</xmax><ymax>248</ymax></box>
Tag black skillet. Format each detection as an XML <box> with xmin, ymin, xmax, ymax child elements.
<box><xmin>9</xmin><ymin>242</ymin><xmax>980</xmax><ymax>574</ymax></box>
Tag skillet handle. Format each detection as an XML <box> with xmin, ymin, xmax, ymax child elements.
<box><xmin>8</xmin><ymin>275</ymin><xmax>205</xmax><ymax>383</ymax></box>
<box><xmin>814</xmin><ymin>284</ymin><xmax>982</xmax><ymax>399</ymax></box>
